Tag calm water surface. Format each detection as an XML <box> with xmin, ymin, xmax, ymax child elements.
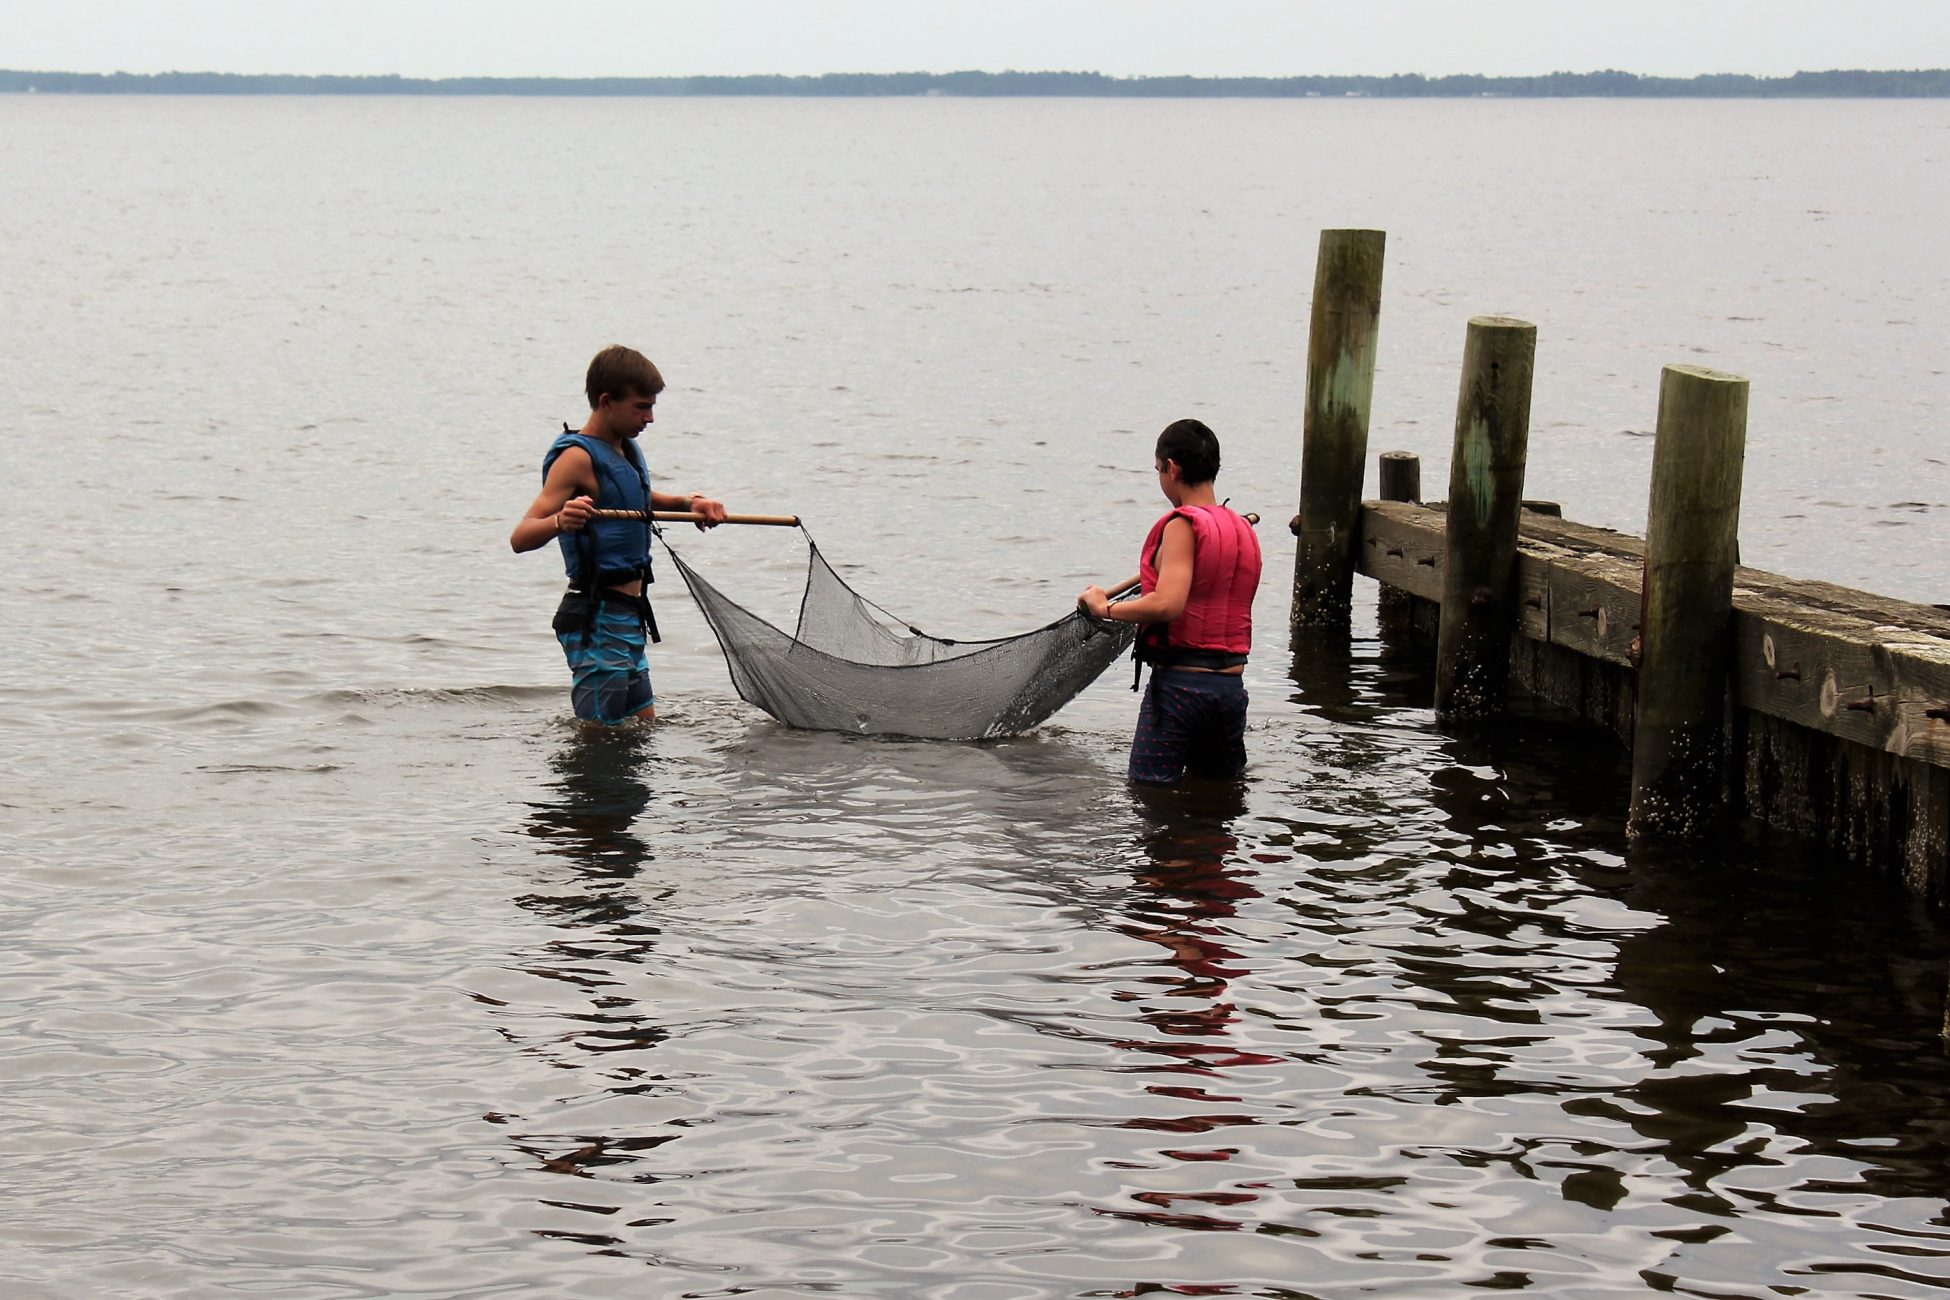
<box><xmin>2</xmin><ymin>96</ymin><xmax>1949</xmax><ymax>1297</ymax></box>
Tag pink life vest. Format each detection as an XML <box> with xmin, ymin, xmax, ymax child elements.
<box><xmin>1137</xmin><ymin>505</ymin><xmax>1262</xmax><ymax>667</ymax></box>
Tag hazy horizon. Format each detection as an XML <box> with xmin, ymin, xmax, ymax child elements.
<box><xmin>9</xmin><ymin>65</ymin><xmax>1949</xmax><ymax>81</ymax></box>
<box><xmin>7</xmin><ymin>0</ymin><xmax>1950</xmax><ymax>81</ymax></box>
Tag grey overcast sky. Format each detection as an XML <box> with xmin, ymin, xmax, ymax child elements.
<box><xmin>5</xmin><ymin>0</ymin><xmax>1948</xmax><ymax>79</ymax></box>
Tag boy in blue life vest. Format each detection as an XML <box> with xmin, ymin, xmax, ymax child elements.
<box><xmin>1079</xmin><ymin>419</ymin><xmax>1263</xmax><ymax>784</ymax></box>
<box><xmin>510</xmin><ymin>345</ymin><xmax>728</xmax><ymax>724</ymax></box>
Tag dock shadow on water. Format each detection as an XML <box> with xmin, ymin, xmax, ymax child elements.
<box><xmin>468</xmin><ymin>646</ymin><xmax>1950</xmax><ymax>1298</ymax></box>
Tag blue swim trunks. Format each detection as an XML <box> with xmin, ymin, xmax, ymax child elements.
<box><xmin>1128</xmin><ymin>668</ymin><xmax>1248</xmax><ymax>785</ymax></box>
<box><xmin>556</xmin><ymin>596</ymin><xmax>654</xmax><ymax>724</ymax></box>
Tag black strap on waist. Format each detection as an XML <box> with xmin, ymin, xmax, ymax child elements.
<box><xmin>566</xmin><ymin>579</ymin><xmax>662</xmax><ymax>644</ymax></box>
<box><xmin>606</xmin><ymin>585</ymin><xmax>661</xmax><ymax>645</ymax></box>
<box><xmin>1132</xmin><ymin>638</ymin><xmax>1247</xmax><ymax>690</ymax></box>
<box><xmin>1149</xmin><ymin>647</ymin><xmax>1248</xmax><ymax>670</ymax></box>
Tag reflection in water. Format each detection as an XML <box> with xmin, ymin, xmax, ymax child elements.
<box><xmin>1387</xmin><ymin>693</ymin><xmax>1950</xmax><ymax>1276</ymax></box>
<box><xmin>501</xmin><ymin>726</ymin><xmax>673</xmax><ymax>1220</ymax></box>
<box><xmin>1120</xmin><ymin>780</ymin><xmax>1259</xmax><ymax>1049</ymax></box>
<box><xmin>1107</xmin><ymin>779</ymin><xmax>1276</xmax><ymax>1237</ymax></box>
<box><xmin>522</xmin><ymin>725</ymin><xmax>658</xmax><ymax>878</ymax></box>
<box><xmin>471</xmin><ymin>682</ymin><xmax>1950</xmax><ymax>1296</ymax></box>
<box><xmin>1286</xmin><ymin>628</ymin><xmax>1364</xmax><ymax>719</ymax></box>
<box><xmin>1610</xmin><ymin>836</ymin><xmax>1950</xmax><ymax>1214</ymax></box>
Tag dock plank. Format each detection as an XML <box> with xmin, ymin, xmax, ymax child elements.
<box><xmin>1355</xmin><ymin>500</ymin><xmax>1950</xmax><ymax>770</ymax></box>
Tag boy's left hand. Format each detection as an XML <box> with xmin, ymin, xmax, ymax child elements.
<box><xmin>688</xmin><ymin>495</ymin><xmax>728</xmax><ymax>529</ymax></box>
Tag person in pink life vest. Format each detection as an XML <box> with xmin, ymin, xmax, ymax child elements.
<box><xmin>1079</xmin><ymin>419</ymin><xmax>1263</xmax><ymax>785</ymax></box>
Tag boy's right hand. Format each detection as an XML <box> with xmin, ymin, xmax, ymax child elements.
<box><xmin>557</xmin><ymin>495</ymin><xmax>596</xmax><ymax>532</ymax></box>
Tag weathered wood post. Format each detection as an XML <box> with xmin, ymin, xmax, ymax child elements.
<box><xmin>1627</xmin><ymin>364</ymin><xmax>1749</xmax><ymax>841</ymax></box>
<box><xmin>1378</xmin><ymin>450</ymin><xmax>1421</xmax><ymax>506</ymax></box>
<box><xmin>1435</xmin><ymin>317</ymin><xmax>1537</xmax><ymax>722</ymax></box>
<box><xmin>1375</xmin><ymin>451</ymin><xmax>1422</xmax><ymax>628</ymax></box>
<box><xmin>1292</xmin><ymin>229</ymin><xmax>1386</xmax><ymax>630</ymax></box>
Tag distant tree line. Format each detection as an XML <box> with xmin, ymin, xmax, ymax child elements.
<box><xmin>4</xmin><ymin>68</ymin><xmax>1949</xmax><ymax>97</ymax></box>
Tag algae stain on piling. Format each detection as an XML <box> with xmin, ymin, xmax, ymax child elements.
<box><xmin>1319</xmin><ymin>341</ymin><xmax>1379</xmax><ymax>429</ymax></box>
<box><xmin>1459</xmin><ymin>413</ymin><xmax>1496</xmax><ymax>517</ymax></box>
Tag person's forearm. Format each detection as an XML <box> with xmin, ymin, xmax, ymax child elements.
<box><xmin>1103</xmin><ymin>592</ymin><xmax>1182</xmax><ymax>624</ymax></box>
<box><xmin>511</xmin><ymin>511</ymin><xmax>568</xmax><ymax>554</ymax></box>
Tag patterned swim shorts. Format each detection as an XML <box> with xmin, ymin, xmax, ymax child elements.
<box><xmin>1128</xmin><ymin>668</ymin><xmax>1248</xmax><ymax>786</ymax></box>
<box><xmin>555</xmin><ymin>594</ymin><xmax>655</xmax><ymax>724</ymax></box>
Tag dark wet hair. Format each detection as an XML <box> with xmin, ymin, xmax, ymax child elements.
<box><xmin>1155</xmin><ymin>418</ymin><xmax>1220</xmax><ymax>485</ymax></box>
<box><xmin>585</xmin><ymin>344</ymin><xmax>665</xmax><ymax>409</ymax></box>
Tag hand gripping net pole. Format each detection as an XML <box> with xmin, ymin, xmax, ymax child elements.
<box><xmin>665</xmin><ymin>529</ymin><xmax>1135</xmax><ymax>740</ymax></box>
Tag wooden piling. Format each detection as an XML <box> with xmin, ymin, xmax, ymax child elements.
<box><xmin>1628</xmin><ymin>365</ymin><xmax>1750</xmax><ymax>841</ymax></box>
<box><xmin>1375</xmin><ymin>452</ymin><xmax>1422</xmax><ymax>628</ymax></box>
<box><xmin>1378</xmin><ymin>450</ymin><xmax>1422</xmax><ymax>505</ymax></box>
<box><xmin>1434</xmin><ymin>317</ymin><xmax>1537</xmax><ymax>723</ymax></box>
<box><xmin>1292</xmin><ymin>228</ymin><xmax>1386</xmax><ymax>630</ymax></box>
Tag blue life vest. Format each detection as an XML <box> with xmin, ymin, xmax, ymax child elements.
<box><xmin>542</xmin><ymin>427</ymin><xmax>654</xmax><ymax>588</ymax></box>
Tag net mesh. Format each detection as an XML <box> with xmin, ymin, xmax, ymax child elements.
<box><xmin>667</xmin><ymin>530</ymin><xmax>1135</xmax><ymax>740</ymax></box>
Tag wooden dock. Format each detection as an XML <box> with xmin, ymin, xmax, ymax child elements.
<box><xmin>1285</xmin><ymin>227</ymin><xmax>1950</xmax><ymax>907</ymax></box>
<box><xmin>1357</xmin><ymin>499</ymin><xmax>1950</xmax><ymax>900</ymax></box>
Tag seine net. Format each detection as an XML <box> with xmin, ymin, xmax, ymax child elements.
<box><xmin>666</xmin><ymin>530</ymin><xmax>1135</xmax><ymax>740</ymax></box>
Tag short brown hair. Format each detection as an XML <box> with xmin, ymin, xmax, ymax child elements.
<box><xmin>585</xmin><ymin>345</ymin><xmax>665</xmax><ymax>408</ymax></box>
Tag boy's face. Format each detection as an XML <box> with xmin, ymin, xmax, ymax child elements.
<box><xmin>601</xmin><ymin>389</ymin><xmax>658</xmax><ymax>438</ymax></box>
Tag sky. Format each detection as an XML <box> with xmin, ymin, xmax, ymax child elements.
<box><xmin>5</xmin><ymin>0</ymin><xmax>1949</xmax><ymax>80</ymax></box>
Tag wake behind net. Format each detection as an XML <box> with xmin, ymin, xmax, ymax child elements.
<box><xmin>664</xmin><ymin>529</ymin><xmax>1135</xmax><ymax>741</ymax></box>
